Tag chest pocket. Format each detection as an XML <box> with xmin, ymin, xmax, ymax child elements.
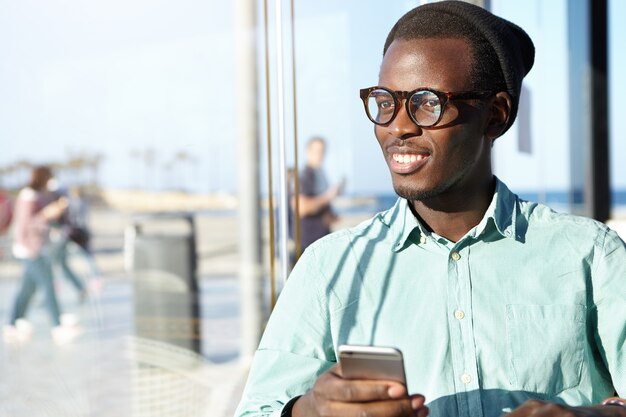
<box><xmin>505</xmin><ymin>304</ymin><xmax>586</xmax><ymax>397</ymax></box>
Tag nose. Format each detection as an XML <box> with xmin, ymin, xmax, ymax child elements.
<box><xmin>387</xmin><ymin>101</ymin><xmax>422</xmax><ymax>140</ymax></box>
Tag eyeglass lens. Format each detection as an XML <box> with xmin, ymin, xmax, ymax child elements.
<box><xmin>366</xmin><ymin>89</ymin><xmax>442</xmax><ymax>127</ymax></box>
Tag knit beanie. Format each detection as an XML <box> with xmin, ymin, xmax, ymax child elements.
<box><xmin>385</xmin><ymin>0</ymin><xmax>535</xmax><ymax>134</ymax></box>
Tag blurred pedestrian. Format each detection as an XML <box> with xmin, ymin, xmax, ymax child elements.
<box><xmin>294</xmin><ymin>137</ymin><xmax>345</xmax><ymax>253</ymax></box>
<box><xmin>0</xmin><ymin>188</ymin><xmax>13</xmax><ymax>258</ymax></box>
<box><xmin>48</xmin><ymin>183</ymin><xmax>102</xmax><ymax>301</ymax></box>
<box><xmin>3</xmin><ymin>166</ymin><xmax>80</xmax><ymax>345</ymax></box>
<box><xmin>0</xmin><ymin>188</ymin><xmax>12</xmax><ymax>234</ymax></box>
<box><xmin>65</xmin><ymin>186</ymin><xmax>102</xmax><ymax>291</ymax></box>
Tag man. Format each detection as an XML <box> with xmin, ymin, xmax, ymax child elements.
<box><xmin>236</xmin><ymin>2</ymin><xmax>626</xmax><ymax>417</ymax></box>
<box><xmin>294</xmin><ymin>137</ymin><xmax>343</xmax><ymax>252</ymax></box>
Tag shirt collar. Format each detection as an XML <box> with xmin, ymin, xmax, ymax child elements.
<box><xmin>487</xmin><ymin>177</ymin><xmax>519</xmax><ymax>240</ymax></box>
<box><xmin>380</xmin><ymin>198</ymin><xmax>425</xmax><ymax>252</ymax></box>
<box><xmin>381</xmin><ymin>177</ymin><xmax>521</xmax><ymax>252</ymax></box>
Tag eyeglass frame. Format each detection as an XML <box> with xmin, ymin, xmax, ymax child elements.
<box><xmin>359</xmin><ymin>86</ymin><xmax>495</xmax><ymax>128</ymax></box>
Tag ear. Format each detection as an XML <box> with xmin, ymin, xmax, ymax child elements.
<box><xmin>484</xmin><ymin>91</ymin><xmax>512</xmax><ymax>141</ymax></box>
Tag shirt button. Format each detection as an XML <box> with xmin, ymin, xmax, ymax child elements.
<box><xmin>461</xmin><ymin>373</ymin><xmax>472</xmax><ymax>384</ymax></box>
<box><xmin>420</xmin><ymin>235</ymin><xmax>427</xmax><ymax>244</ymax></box>
<box><xmin>451</xmin><ymin>252</ymin><xmax>461</xmax><ymax>261</ymax></box>
<box><xmin>454</xmin><ymin>310</ymin><xmax>465</xmax><ymax>320</ymax></box>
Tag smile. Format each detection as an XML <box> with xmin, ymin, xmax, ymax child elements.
<box><xmin>392</xmin><ymin>153</ymin><xmax>429</xmax><ymax>163</ymax></box>
<box><xmin>389</xmin><ymin>152</ymin><xmax>430</xmax><ymax>174</ymax></box>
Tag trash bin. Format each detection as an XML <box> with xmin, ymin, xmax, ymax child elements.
<box><xmin>125</xmin><ymin>213</ymin><xmax>201</xmax><ymax>354</ymax></box>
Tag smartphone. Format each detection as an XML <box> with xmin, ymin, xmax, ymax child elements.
<box><xmin>338</xmin><ymin>344</ymin><xmax>406</xmax><ymax>384</ymax></box>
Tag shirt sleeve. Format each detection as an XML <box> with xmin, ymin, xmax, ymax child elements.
<box><xmin>592</xmin><ymin>227</ymin><xmax>626</xmax><ymax>396</ymax></box>
<box><xmin>299</xmin><ymin>168</ymin><xmax>316</xmax><ymax>197</ymax></box>
<box><xmin>234</xmin><ymin>248</ymin><xmax>336</xmax><ymax>417</ymax></box>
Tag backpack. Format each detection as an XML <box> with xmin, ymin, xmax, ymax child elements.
<box><xmin>68</xmin><ymin>225</ymin><xmax>90</xmax><ymax>250</ymax></box>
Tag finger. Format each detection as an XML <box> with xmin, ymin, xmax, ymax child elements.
<box><xmin>324</xmin><ymin>365</ymin><xmax>408</xmax><ymax>401</ymax></box>
<box><xmin>328</xmin><ymin>363</ymin><xmax>342</xmax><ymax>376</ymax></box>
<box><xmin>408</xmin><ymin>394</ymin><xmax>426</xmax><ymax>411</ymax></box>
<box><xmin>325</xmin><ymin>398</ymin><xmax>416</xmax><ymax>417</ymax></box>
<box><xmin>507</xmin><ymin>399</ymin><xmax>548</xmax><ymax>416</ymax></box>
<box><xmin>416</xmin><ymin>406</ymin><xmax>429</xmax><ymax>417</ymax></box>
<box><xmin>388</xmin><ymin>383</ymin><xmax>408</xmax><ymax>399</ymax></box>
<box><xmin>512</xmin><ymin>400</ymin><xmax>574</xmax><ymax>417</ymax></box>
<box><xmin>318</xmin><ymin>376</ymin><xmax>407</xmax><ymax>403</ymax></box>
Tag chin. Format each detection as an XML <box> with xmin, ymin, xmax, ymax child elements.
<box><xmin>394</xmin><ymin>183</ymin><xmax>436</xmax><ymax>201</ymax></box>
<box><xmin>392</xmin><ymin>177</ymin><xmax>452</xmax><ymax>201</ymax></box>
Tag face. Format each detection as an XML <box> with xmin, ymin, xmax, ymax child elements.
<box><xmin>306</xmin><ymin>139</ymin><xmax>325</xmax><ymax>168</ymax></box>
<box><xmin>375</xmin><ymin>37</ymin><xmax>494</xmax><ymax>202</ymax></box>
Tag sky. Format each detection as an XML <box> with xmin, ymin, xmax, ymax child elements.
<box><xmin>0</xmin><ymin>0</ymin><xmax>624</xmax><ymax>205</ymax></box>
<box><xmin>0</xmin><ymin>0</ymin><xmax>236</xmax><ymax>192</ymax></box>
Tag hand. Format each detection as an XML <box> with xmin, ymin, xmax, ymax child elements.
<box><xmin>326</xmin><ymin>184</ymin><xmax>342</xmax><ymax>201</ymax></box>
<box><xmin>326</xmin><ymin>178</ymin><xmax>346</xmax><ymax>200</ymax></box>
<box><xmin>42</xmin><ymin>197</ymin><xmax>68</xmax><ymax>221</ymax></box>
<box><xmin>508</xmin><ymin>399</ymin><xmax>626</xmax><ymax>417</ymax></box>
<box><xmin>292</xmin><ymin>365</ymin><xmax>428</xmax><ymax>417</ymax></box>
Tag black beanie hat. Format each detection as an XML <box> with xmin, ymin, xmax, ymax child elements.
<box><xmin>386</xmin><ymin>0</ymin><xmax>535</xmax><ymax>135</ymax></box>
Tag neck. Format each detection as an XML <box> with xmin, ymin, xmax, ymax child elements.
<box><xmin>411</xmin><ymin>176</ymin><xmax>496</xmax><ymax>243</ymax></box>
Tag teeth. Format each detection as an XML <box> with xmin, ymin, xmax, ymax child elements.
<box><xmin>393</xmin><ymin>153</ymin><xmax>427</xmax><ymax>163</ymax></box>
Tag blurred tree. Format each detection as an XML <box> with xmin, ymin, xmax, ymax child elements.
<box><xmin>66</xmin><ymin>154</ymin><xmax>87</xmax><ymax>185</ymax></box>
<box><xmin>88</xmin><ymin>152</ymin><xmax>105</xmax><ymax>189</ymax></box>
<box><xmin>143</xmin><ymin>147</ymin><xmax>156</xmax><ymax>190</ymax></box>
<box><xmin>14</xmin><ymin>160</ymin><xmax>32</xmax><ymax>187</ymax></box>
<box><xmin>130</xmin><ymin>149</ymin><xmax>142</xmax><ymax>189</ymax></box>
<box><xmin>174</xmin><ymin>150</ymin><xmax>191</xmax><ymax>191</ymax></box>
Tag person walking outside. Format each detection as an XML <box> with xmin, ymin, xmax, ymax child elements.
<box><xmin>48</xmin><ymin>182</ymin><xmax>102</xmax><ymax>302</ymax></box>
<box><xmin>3</xmin><ymin>166</ymin><xmax>81</xmax><ymax>345</ymax></box>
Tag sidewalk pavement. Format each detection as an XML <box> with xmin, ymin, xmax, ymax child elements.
<box><xmin>0</xmin><ymin>207</ymin><xmax>255</xmax><ymax>416</ymax></box>
<box><xmin>0</xmin><ymin>270</ymin><xmax>249</xmax><ymax>417</ymax></box>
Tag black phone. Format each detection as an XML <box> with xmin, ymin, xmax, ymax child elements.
<box><xmin>338</xmin><ymin>344</ymin><xmax>406</xmax><ymax>384</ymax></box>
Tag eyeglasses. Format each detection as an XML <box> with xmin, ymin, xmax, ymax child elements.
<box><xmin>359</xmin><ymin>86</ymin><xmax>494</xmax><ymax>127</ymax></box>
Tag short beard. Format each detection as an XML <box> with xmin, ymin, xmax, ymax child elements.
<box><xmin>392</xmin><ymin>173</ymin><xmax>466</xmax><ymax>202</ymax></box>
<box><xmin>393</xmin><ymin>183</ymin><xmax>445</xmax><ymax>202</ymax></box>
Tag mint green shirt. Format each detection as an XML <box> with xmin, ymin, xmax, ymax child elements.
<box><xmin>236</xmin><ymin>179</ymin><xmax>626</xmax><ymax>417</ymax></box>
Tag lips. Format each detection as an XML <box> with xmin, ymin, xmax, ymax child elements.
<box><xmin>389</xmin><ymin>151</ymin><xmax>431</xmax><ymax>174</ymax></box>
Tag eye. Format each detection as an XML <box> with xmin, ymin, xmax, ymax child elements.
<box><xmin>377</xmin><ymin>99</ymin><xmax>395</xmax><ymax>110</ymax></box>
<box><xmin>410</xmin><ymin>92</ymin><xmax>440</xmax><ymax>113</ymax></box>
<box><xmin>422</xmin><ymin>98</ymin><xmax>440</xmax><ymax>112</ymax></box>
